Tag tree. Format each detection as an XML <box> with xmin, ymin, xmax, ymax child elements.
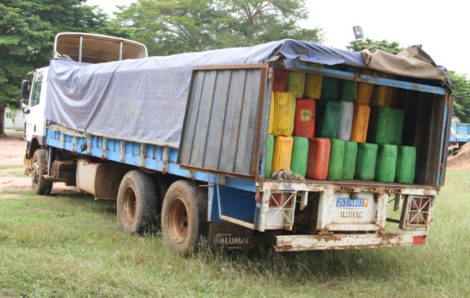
<box><xmin>116</xmin><ymin>0</ymin><xmax>322</xmax><ymax>56</ymax></box>
<box><xmin>449</xmin><ymin>71</ymin><xmax>470</xmax><ymax>122</ymax></box>
<box><xmin>0</xmin><ymin>0</ymin><xmax>128</xmax><ymax>136</ymax></box>
<box><xmin>116</xmin><ymin>0</ymin><xmax>227</xmax><ymax>56</ymax></box>
<box><xmin>0</xmin><ymin>1</ymin><xmax>51</xmax><ymax>136</ymax></box>
<box><xmin>347</xmin><ymin>38</ymin><xmax>403</xmax><ymax>54</ymax></box>
<box><xmin>221</xmin><ymin>0</ymin><xmax>322</xmax><ymax>46</ymax></box>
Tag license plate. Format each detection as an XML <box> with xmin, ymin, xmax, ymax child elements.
<box><xmin>336</xmin><ymin>197</ymin><xmax>369</xmax><ymax>208</ymax></box>
<box><xmin>318</xmin><ymin>192</ymin><xmax>378</xmax><ymax>230</ymax></box>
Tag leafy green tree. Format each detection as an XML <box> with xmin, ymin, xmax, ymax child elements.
<box><xmin>0</xmin><ymin>1</ymin><xmax>51</xmax><ymax>136</ymax></box>
<box><xmin>116</xmin><ymin>0</ymin><xmax>322</xmax><ymax>56</ymax></box>
<box><xmin>221</xmin><ymin>0</ymin><xmax>322</xmax><ymax>46</ymax></box>
<box><xmin>347</xmin><ymin>38</ymin><xmax>403</xmax><ymax>54</ymax></box>
<box><xmin>449</xmin><ymin>71</ymin><xmax>470</xmax><ymax>122</ymax></box>
<box><xmin>116</xmin><ymin>0</ymin><xmax>226</xmax><ymax>55</ymax></box>
<box><xmin>0</xmin><ymin>0</ymin><xmax>128</xmax><ymax>136</ymax></box>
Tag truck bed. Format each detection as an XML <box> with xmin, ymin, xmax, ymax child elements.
<box><xmin>47</xmin><ymin>125</ymin><xmax>438</xmax><ymax>196</ymax></box>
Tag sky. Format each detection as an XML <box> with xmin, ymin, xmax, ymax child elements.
<box><xmin>86</xmin><ymin>0</ymin><xmax>469</xmax><ymax>75</ymax></box>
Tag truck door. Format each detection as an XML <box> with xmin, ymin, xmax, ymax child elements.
<box><xmin>178</xmin><ymin>64</ymin><xmax>269</xmax><ymax>178</ymax></box>
<box><xmin>25</xmin><ymin>69</ymin><xmax>48</xmax><ymax>143</ymax></box>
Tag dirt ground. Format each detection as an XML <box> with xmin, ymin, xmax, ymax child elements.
<box><xmin>0</xmin><ymin>130</ymin><xmax>78</xmax><ymax>196</ymax></box>
<box><xmin>447</xmin><ymin>142</ymin><xmax>470</xmax><ymax>171</ymax></box>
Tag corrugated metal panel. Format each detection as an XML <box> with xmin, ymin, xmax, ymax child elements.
<box><xmin>178</xmin><ymin>65</ymin><xmax>268</xmax><ymax>177</ymax></box>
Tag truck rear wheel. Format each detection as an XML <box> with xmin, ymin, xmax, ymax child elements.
<box><xmin>161</xmin><ymin>180</ymin><xmax>207</xmax><ymax>254</ymax></box>
<box><xmin>31</xmin><ymin>149</ymin><xmax>52</xmax><ymax>195</ymax></box>
<box><xmin>117</xmin><ymin>170</ymin><xmax>157</xmax><ymax>234</ymax></box>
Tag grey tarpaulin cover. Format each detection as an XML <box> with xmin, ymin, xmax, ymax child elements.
<box><xmin>44</xmin><ymin>39</ymin><xmax>445</xmax><ymax>148</ymax></box>
<box><xmin>45</xmin><ymin>39</ymin><xmax>365</xmax><ymax>148</ymax></box>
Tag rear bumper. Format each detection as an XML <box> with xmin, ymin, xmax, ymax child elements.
<box><xmin>274</xmin><ymin>231</ymin><xmax>427</xmax><ymax>251</ymax></box>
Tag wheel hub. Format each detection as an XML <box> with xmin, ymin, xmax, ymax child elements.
<box><xmin>168</xmin><ymin>198</ymin><xmax>188</xmax><ymax>243</ymax></box>
<box><xmin>122</xmin><ymin>188</ymin><xmax>137</xmax><ymax>224</ymax></box>
<box><xmin>31</xmin><ymin>161</ymin><xmax>40</xmax><ymax>184</ymax></box>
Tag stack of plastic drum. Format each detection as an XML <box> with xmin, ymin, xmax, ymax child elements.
<box><xmin>267</xmin><ymin>89</ymin><xmax>295</xmax><ymax>176</ymax></box>
<box><xmin>352</xmin><ymin>69</ymin><xmax>375</xmax><ymax>180</ymax></box>
<box><xmin>288</xmin><ymin>65</ymin><xmax>312</xmax><ymax>177</ymax></box>
<box><xmin>314</xmin><ymin>65</ymin><xmax>357</xmax><ymax>181</ymax></box>
<box><xmin>351</xmin><ymin>70</ymin><xmax>416</xmax><ymax>183</ymax></box>
<box><xmin>264</xmin><ymin>64</ymin><xmax>416</xmax><ymax>184</ymax></box>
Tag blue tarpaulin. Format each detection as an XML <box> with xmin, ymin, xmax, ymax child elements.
<box><xmin>44</xmin><ymin>39</ymin><xmax>367</xmax><ymax>148</ymax></box>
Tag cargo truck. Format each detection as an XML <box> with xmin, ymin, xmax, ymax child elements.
<box><xmin>21</xmin><ymin>32</ymin><xmax>452</xmax><ymax>253</ymax></box>
<box><xmin>448</xmin><ymin>122</ymin><xmax>470</xmax><ymax>153</ymax></box>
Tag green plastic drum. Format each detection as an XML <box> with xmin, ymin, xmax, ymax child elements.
<box><xmin>367</xmin><ymin>107</ymin><xmax>405</xmax><ymax>145</ymax></box>
<box><xmin>315</xmin><ymin>99</ymin><xmax>342</xmax><ymax>139</ymax></box>
<box><xmin>342</xmin><ymin>141</ymin><xmax>358</xmax><ymax>180</ymax></box>
<box><xmin>355</xmin><ymin>143</ymin><xmax>378</xmax><ymax>180</ymax></box>
<box><xmin>264</xmin><ymin>134</ymin><xmax>274</xmax><ymax>178</ymax></box>
<box><xmin>375</xmin><ymin>144</ymin><xmax>398</xmax><ymax>182</ymax></box>
<box><xmin>328</xmin><ymin>139</ymin><xmax>345</xmax><ymax>180</ymax></box>
<box><xmin>341</xmin><ymin>66</ymin><xmax>357</xmax><ymax>102</ymax></box>
<box><xmin>396</xmin><ymin>145</ymin><xmax>416</xmax><ymax>184</ymax></box>
<box><xmin>291</xmin><ymin>136</ymin><xmax>309</xmax><ymax>177</ymax></box>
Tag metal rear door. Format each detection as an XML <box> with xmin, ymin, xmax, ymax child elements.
<box><xmin>178</xmin><ymin>64</ymin><xmax>269</xmax><ymax>178</ymax></box>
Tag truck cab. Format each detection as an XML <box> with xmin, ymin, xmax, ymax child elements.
<box><xmin>22</xmin><ymin>67</ymin><xmax>48</xmax><ymax>146</ymax></box>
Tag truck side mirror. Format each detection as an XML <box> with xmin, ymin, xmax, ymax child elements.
<box><xmin>21</xmin><ymin>80</ymin><xmax>30</xmax><ymax>100</ymax></box>
<box><xmin>21</xmin><ymin>99</ymin><xmax>30</xmax><ymax>114</ymax></box>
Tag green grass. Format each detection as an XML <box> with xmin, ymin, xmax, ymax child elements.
<box><xmin>0</xmin><ymin>170</ymin><xmax>24</xmax><ymax>177</ymax></box>
<box><xmin>0</xmin><ymin>171</ymin><xmax>469</xmax><ymax>296</ymax></box>
<box><xmin>0</xmin><ymin>164</ymin><xmax>24</xmax><ymax>170</ymax></box>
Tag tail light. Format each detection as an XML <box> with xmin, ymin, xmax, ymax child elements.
<box><xmin>413</xmin><ymin>235</ymin><xmax>426</xmax><ymax>245</ymax></box>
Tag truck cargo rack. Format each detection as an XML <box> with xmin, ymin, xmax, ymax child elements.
<box><xmin>276</xmin><ymin>62</ymin><xmax>448</xmax><ymax>95</ymax></box>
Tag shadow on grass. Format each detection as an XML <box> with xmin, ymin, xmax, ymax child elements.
<box><xmin>179</xmin><ymin>232</ymin><xmax>411</xmax><ymax>284</ymax></box>
<box><xmin>53</xmin><ymin>193</ymin><xmax>117</xmax><ymax>214</ymax></box>
<box><xmin>5</xmin><ymin>190</ymin><xmax>414</xmax><ymax>284</ymax></box>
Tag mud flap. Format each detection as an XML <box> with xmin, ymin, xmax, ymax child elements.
<box><xmin>208</xmin><ymin>222</ymin><xmax>254</xmax><ymax>251</ymax></box>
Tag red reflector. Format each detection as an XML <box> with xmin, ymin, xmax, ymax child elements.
<box><xmin>269</xmin><ymin>194</ymin><xmax>282</xmax><ymax>207</ymax></box>
<box><xmin>413</xmin><ymin>197</ymin><xmax>430</xmax><ymax>209</ymax></box>
<box><xmin>413</xmin><ymin>236</ymin><xmax>426</xmax><ymax>245</ymax></box>
<box><xmin>284</xmin><ymin>197</ymin><xmax>292</xmax><ymax>207</ymax></box>
<box><xmin>269</xmin><ymin>193</ymin><xmax>294</xmax><ymax>207</ymax></box>
<box><xmin>255</xmin><ymin>193</ymin><xmax>260</xmax><ymax>203</ymax></box>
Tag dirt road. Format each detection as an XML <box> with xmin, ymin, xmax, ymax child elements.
<box><xmin>0</xmin><ymin>130</ymin><xmax>77</xmax><ymax>195</ymax></box>
<box><xmin>0</xmin><ymin>130</ymin><xmax>30</xmax><ymax>192</ymax></box>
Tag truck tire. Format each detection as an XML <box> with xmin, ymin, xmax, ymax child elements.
<box><xmin>31</xmin><ymin>149</ymin><xmax>52</xmax><ymax>195</ymax></box>
<box><xmin>117</xmin><ymin>170</ymin><xmax>158</xmax><ymax>234</ymax></box>
<box><xmin>161</xmin><ymin>180</ymin><xmax>207</xmax><ymax>254</ymax></box>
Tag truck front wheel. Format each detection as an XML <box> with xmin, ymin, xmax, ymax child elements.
<box><xmin>31</xmin><ymin>149</ymin><xmax>52</xmax><ymax>195</ymax></box>
<box><xmin>117</xmin><ymin>170</ymin><xmax>158</xmax><ymax>234</ymax></box>
<box><xmin>161</xmin><ymin>180</ymin><xmax>207</xmax><ymax>254</ymax></box>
